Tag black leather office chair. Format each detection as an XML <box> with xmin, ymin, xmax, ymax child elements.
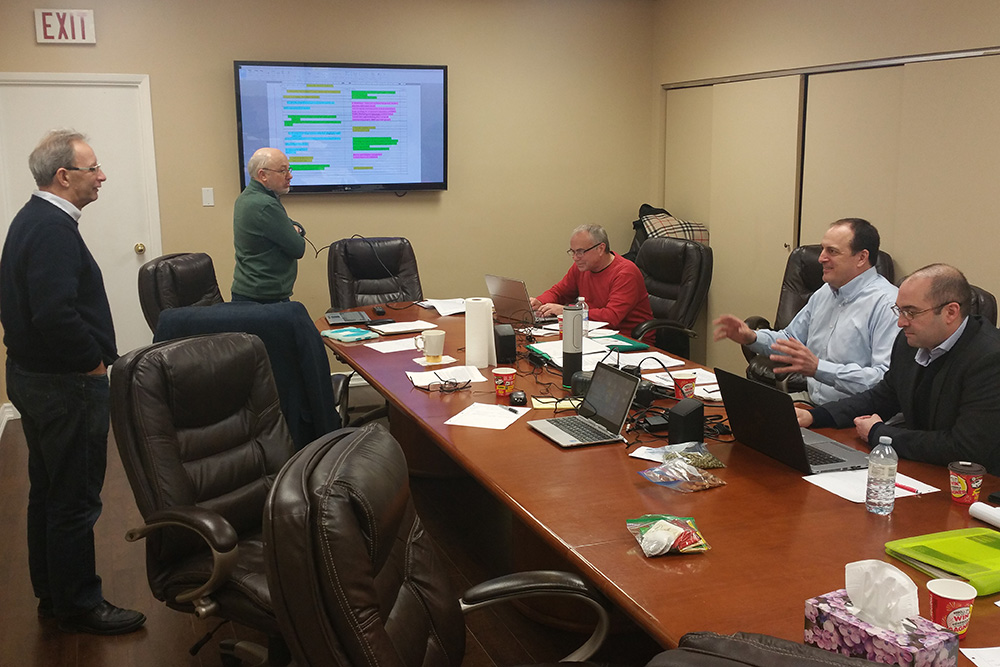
<box><xmin>264</xmin><ymin>422</ymin><xmax>611</xmax><ymax>667</ymax></box>
<box><xmin>631</xmin><ymin>237</ymin><xmax>713</xmax><ymax>359</ymax></box>
<box><xmin>647</xmin><ymin>632</ymin><xmax>877</xmax><ymax>666</ymax></box>
<box><xmin>110</xmin><ymin>332</ymin><xmax>294</xmax><ymax>666</ymax></box>
<box><xmin>137</xmin><ymin>252</ymin><xmax>225</xmax><ymax>332</ymax></box>
<box><xmin>742</xmin><ymin>244</ymin><xmax>894</xmax><ymax>393</ymax></box>
<box><xmin>969</xmin><ymin>284</ymin><xmax>997</xmax><ymax>326</ymax></box>
<box><xmin>327</xmin><ymin>236</ymin><xmax>423</xmax><ymax>309</ymax></box>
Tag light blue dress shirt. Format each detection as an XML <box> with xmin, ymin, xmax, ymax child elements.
<box><xmin>747</xmin><ymin>266</ymin><xmax>899</xmax><ymax>405</ymax></box>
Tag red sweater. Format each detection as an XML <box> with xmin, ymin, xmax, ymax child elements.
<box><xmin>537</xmin><ymin>253</ymin><xmax>653</xmax><ymax>337</ymax></box>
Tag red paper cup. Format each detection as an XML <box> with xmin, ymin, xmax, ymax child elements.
<box><xmin>927</xmin><ymin>578</ymin><xmax>976</xmax><ymax>638</ymax></box>
<box><xmin>948</xmin><ymin>461</ymin><xmax>986</xmax><ymax>504</ymax></box>
<box><xmin>672</xmin><ymin>372</ymin><xmax>697</xmax><ymax>399</ymax></box>
<box><xmin>493</xmin><ymin>367</ymin><xmax>516</xmax><ymax>397</ymax></box>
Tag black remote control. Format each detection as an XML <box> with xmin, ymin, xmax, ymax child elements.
<box><xmin>374</xmin><ymin>306</ymin><xmax>386</xmax><ymax>315</ymax></box>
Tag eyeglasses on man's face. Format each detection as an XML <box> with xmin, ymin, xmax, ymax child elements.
<box><xmin>566</xmin><ymin>242</ymin><xmax>601</xmax><ymax>258</ymax></box>
<box><xmin>262</xmin><ymin>166</ymin><xmax>291</xmax><ymax>175</ymax></box>
<box><xmin>64</xmin><ymin>163</ymin><xmax>102</xmax><ymax>173</ymax></box>
<box><xmin>890</xmin><ymin>302</ymin><xmax>958</xmax><ymax>321</ymax></box>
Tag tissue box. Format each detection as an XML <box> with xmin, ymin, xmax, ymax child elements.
<box><xmin>804</xmin><ymin>589</ymin><xmax>958</xmax><ymax>667</ymax></box>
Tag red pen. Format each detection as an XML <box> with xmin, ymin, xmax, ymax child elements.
<box><xmin>896</xmin><ymin>482</ymin><xmax>920</xmax><ymax>494</ymax></box>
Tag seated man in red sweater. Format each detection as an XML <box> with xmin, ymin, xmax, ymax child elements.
<box><xmin>530</xmin><ymin>224</ymin><xmax>653</xmax><ymax>336</ymax></box>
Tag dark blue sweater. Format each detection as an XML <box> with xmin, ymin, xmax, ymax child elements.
<box><xmin>1</xmin><ymin>196</ymin><xmax>117</xmax><ymax>373</ymax></box>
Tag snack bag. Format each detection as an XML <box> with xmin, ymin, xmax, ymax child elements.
<box><xmin>638</xmin><ymin>459</ymin><xmax>726</xmax><ymax>493</ymax></box>
<box><xmin>626</xmin><ymin>514</ymin><xmax>710</xmax><ymax>557</ymax></box>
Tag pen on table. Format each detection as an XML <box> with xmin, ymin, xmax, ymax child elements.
<box><xmin>896</xmin><ymin>482</ymin><xmax>921</xmax><ymax>494</ymax></box>
<box><xmin>501</xmin><ymin>405</ymin><xmax>519</xmax><ymax>414</ymax></box>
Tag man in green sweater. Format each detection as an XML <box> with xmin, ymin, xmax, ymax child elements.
<box><xmin>232</xmin><ymin>147</ymin><xmax>306</xmax><ymax>302</ymax></box>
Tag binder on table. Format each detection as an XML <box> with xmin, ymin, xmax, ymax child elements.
<box><xmin>885</xmin><ymin>527</ymin><xmax>1000</xmax><ymax>596</ymax></box>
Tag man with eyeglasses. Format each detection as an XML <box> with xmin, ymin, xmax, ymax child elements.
<box><xmin>529</xmin><ymin>224</ymin><xmax>653</xmax><ymax>336</ymax></box>
<box><xmin>0</xmin><ymin>130</ymin><xmax>146</xmax><ymax>634</ymax></box>
<box><xmin>714</xmin><ymin>218</ymin><xmax>898</xmax><ymax>405</ymax></box>
<box><xmin>797</xmin><ymin>264</ymin><xmax>1000</xmax><ymax>475</ymax></box>
<box><xmin>232</xmin><ymin>147</ymin><xmax>306</xmax><ymax>303</ymax></box>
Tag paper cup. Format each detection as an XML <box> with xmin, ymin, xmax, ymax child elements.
<box><xmin>416</xmin><ymin>329</ymin><xmax>445</xmax><ymax>364</ymax></box>
<box><xmin>493</xmin><ymin>367</ymin><xmax>517</xmax><ymax>397</ymax></box>
<box><xmin>672</xmin><ymin>371</ymin><xmax>697</xmax><ymax>399</ymax></box>
<box><xmin>927</xmin><ymin>578</ymin><xmax>976</xmax><ymax>638</ymax></box>
<box><xmin>948</xmin><ymin>461</ymin><xmax>986</xmax><ymax>505</ymax></box>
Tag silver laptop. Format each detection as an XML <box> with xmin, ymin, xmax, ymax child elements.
<box><xmin>485</xmin><ymin>274</ymin><xmax>557</xmax><ymax>326</ymax></box>
<box><xmin>714</xmin><ymin>367</ymin><xmax>869</xmax><ymax>474</ymax></box>
<box><xmin>528</xmin><ymin>363</ymin><xmax>639</xmax><ymax>447</ymax></box>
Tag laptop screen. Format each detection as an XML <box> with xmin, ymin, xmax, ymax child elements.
<box><xmin>579</xmin><ymin>363</ymin><xmax>639</xmax><ymax>432</ymax></box>
<box><xmin>485</xmin><ymin>274</ymin><xmax>536</xmax><ymax>324</ymax></box>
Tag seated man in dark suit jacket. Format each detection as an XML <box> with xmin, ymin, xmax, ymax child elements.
<box><xmin>796</xmin><ymin>263</ymin><xmax>1000</xmax><ymax>475</ymax></box>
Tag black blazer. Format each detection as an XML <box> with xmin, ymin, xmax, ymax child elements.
<box><xmin>825</xmin><ymin>315</ymin><xmax>1000</xmax><ymax>475</ymax></box>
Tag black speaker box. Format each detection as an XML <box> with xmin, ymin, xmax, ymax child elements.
<box><xmin>494</xmin><ymin>324</ymin><xmax>517</xmax><ymax>364</ymax></box>
<box><xmin>669</xmin><ymin>398</ymin><xmax>704</xmax><ymax>444</ymax></box>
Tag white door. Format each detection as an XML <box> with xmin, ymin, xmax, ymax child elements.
<box><xmin>0</xmin><ymin>72</ymin><xmax>162</xmax><ymax>356</ymax></box>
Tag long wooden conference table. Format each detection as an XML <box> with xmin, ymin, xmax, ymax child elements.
<box><xmin>316</xmin><ymin>303</ymin><xmax>999</xmax><ymax>659</ymax></box>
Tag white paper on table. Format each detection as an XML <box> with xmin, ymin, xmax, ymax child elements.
<box><xmin>615</xmin><ymin>351</ymin><xmax>685</xmax><ymax>369</ymax></box>
<box><xmin>541</xmin><ymin>320</ymin><xmax>609</xmax><ymax>333</ymax></box>
<box><xmin>528</xmin><ymin>327</ymin><xmax>559</xmax><ymax>338</ymax></box>
<box><xmin>366</xmin><ymin>338</ymin><xmax>419</xmax><ymax>353</ymax></box>
<box><xmin>629</xmin><ymin>446</ymin><xmax>670</xmax><ymax>463</ymax></box>
<box><xmin>803</xmin><ymin>470</ymin><xmax>939</xmax><ymax>503</ymax></box>
<box><xmin>369</xmin><ymin>320</ymin><xmax>438</xmax><ymax>335</ymax></box>
<box><xmin>405</xmin><ymin>366</ymin><xmax>489</xmax><ymax>388</ymax></box>
<box><xmin>418</xmin><ymin>299</ymin><xmax>466</xmax><ymax>316</ymax></box>
<box><xmin>444</xmin><ymin>402</ymin><xmax>530</xmax><ymax>430</ymax></box>
<box><xmin>411</xmin><ymin>355</ymin><xmax>458</xmax><ymax>367</ymax></box>
<box><xmin>961</xmin><ymin>647</ymin><xmax>1000</xmax><ymax>665</ymax></box>
<box><xmin>587</xmin><ymin>328</ymin><xmax>618</xmax><ymax>337</ymax></box>
<box><xmin>529</xmin><ymin>338</ymin><xmax>609</xmax><ymax>368</ymax></box>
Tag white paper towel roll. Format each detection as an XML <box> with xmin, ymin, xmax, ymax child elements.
<box><xmin>465</xmin><ymin>297</ymin><xmax>496</xmax><ymax>368</ymax></box>
<box><xmin>969</xmin><ymin>501</ymin><xmax>1000</xmax><ymax>529</ymax></box>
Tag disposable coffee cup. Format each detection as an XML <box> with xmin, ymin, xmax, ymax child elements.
<box><xmin>415</xmin><ymin>329</ymin><xmax>446</xmax><ymax>364</ymax></box>
<box><xmin>493</xmin><ymin>367</ymin><xmax>517</xmax><ymax>397</ymax></box>
<box><xmin>927</xmin><ymin>578</ymin><xmax>976</xmax><ymax>638</ymax></box>
<box><xmin>948</xmin><ymin>461</ymin><xmax>986</xmax><ymax>505</ymax></box>
<box><xmin>672</xmin><ymin>371</ymin><xmax>697</xmax><ymax>399</ymax></box>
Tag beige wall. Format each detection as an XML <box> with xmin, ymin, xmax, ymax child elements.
<box><xmin>0</xmin><ymin>0</ymin><xmax>659</xmax><ymax>399</ymax></box>
<box><xmin>650</xmin><ymin>0</ymin><xmax>1000</xmax><ymax>372</ymax></box>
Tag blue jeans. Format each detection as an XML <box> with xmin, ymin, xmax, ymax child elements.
<box><xmin>6</xmin><ymin>360</ymin><xmax>108</xmax><ymax>616</ymax></box>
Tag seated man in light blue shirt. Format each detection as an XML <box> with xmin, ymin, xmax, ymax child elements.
<box><xmin>714</xmin><ymin>218</ymin><xmax>898</xmax><ymax>405</ymax></box>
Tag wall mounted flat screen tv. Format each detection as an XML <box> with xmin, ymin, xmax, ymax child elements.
<box><xmin>234</xmin><ymin>60</ymin><xmax>447</xmax><ymax>193</ymax></box>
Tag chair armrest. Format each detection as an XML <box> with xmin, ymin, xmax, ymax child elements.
<box><xmin>744</xmin><ymin>315</ymin><xmax>771</xmax><ymax>330</ymax></box>
<box><xmin>459</xmin><ymin>570</ymin><xmax>610</xmax><ymax>662</ymax></box>
<box><xmin>631</xmin><ymin>319</ymin><xmax>698</xmax><ymax>342</ymax></box>
<box><xmin>125</xmin><ymin>506</ymin><xmax>239</xmax><ymax>609</ymax></box>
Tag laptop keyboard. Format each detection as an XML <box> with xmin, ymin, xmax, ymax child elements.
<box><xmin>549</xmin><ymin>415</ymin><xmax>613</xmax><ymax>442</ymax></box>
<box><xmin>805</xmin><ymin>444</ymin><xmax>846</xmax><ymax>466</ymax></box>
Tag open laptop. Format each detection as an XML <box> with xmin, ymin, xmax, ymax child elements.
<box><xmin>527</xmin><ymin>362</ymin><xmax>639</xmax><ymax>447</ymax></box>
<box><xmin>714</xmin><ymin>367</ymin><xmax>870</xmax><ymax>474</ymax></box>
<box><xmin>485</xmin><ymin>274</ymin><xmax>558</xmax><ymax>326</ymax></box>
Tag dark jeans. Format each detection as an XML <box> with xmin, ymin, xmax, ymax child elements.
<box><xmin>6</xmin><ymin>360</ymin><xmax>108</xmax><ymax>617</ymax></box>
<box><xmin>231</xmin><ymin>292</ymin><xmax>290</xmax><ymax>305</ymax></box>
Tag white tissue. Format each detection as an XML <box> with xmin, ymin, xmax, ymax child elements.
<box><xmin>845</xmin><ymin>560</ymin><xmax>919</xmax><ymax>631</ymax></box>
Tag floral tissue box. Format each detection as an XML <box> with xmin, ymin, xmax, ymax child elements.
<box><xmin>805</xmin><ymin>589</ymin><xmax>958</xmax><ymax>667</ymax></box>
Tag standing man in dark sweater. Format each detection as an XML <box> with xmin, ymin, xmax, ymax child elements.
<box><xmin>0</xmin><ymin>130</ymin><xmax>145</xmax><ymax>634</ymax></box>
<box><xmin>231</xmin><ymin>147</ymin><xmax>306</xmax><ymax>303</ymax></box>
<box><xmin>796</xmin><ymin>264</ymin><xmax>1000</xmax><ymax>475</ymax></box>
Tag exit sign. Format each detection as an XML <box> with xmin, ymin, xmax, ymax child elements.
<box><xmin>35</xmin><ymin>9</ymin><xmax>96</xmax><ymax>44</ymax></box>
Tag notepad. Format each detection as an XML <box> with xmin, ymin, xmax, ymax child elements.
<box><xmin>885</xmin><ymin>527</ymin><xmax>1000</xmax><ymax>596</ymax></box>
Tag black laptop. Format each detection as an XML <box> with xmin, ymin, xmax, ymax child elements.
<box><xmin>527</xmin><ymin>363</ymin><xmax>639</xmax><ymax>447</ymax></box>
<box><xmin>714</xmin><ymin>367</ymin><xmax>869</xmax><ymax>474</ymax></box>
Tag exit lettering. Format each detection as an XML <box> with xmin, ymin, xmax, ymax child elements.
<box><xmin>34</xmin><ymin>9</ymin><xmax>97</xmax><ymax>44</ymax></box>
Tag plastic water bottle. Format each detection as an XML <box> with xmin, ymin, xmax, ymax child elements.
<box><xmin>577</xmin><ymin>296</ymin><xmax>589</xmax><ymax>337</ymax></box>
<box><xmin>865</xmin><ymin>436</ymin><xmax>898</xmax><ymax>515</ymax></box>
